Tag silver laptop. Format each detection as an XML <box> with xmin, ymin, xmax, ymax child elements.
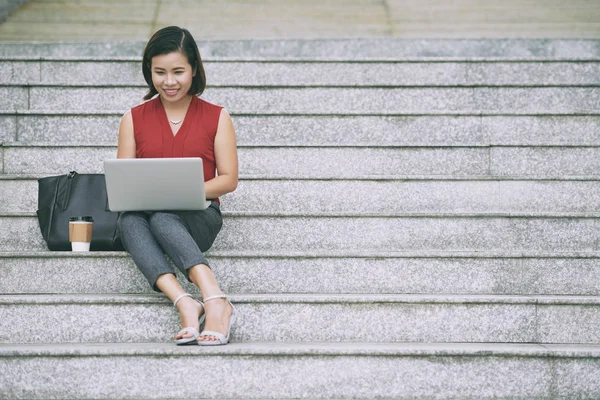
<box><xmin>104</xmin><ymin>158</ymin><xmax>212</xmax><ymax>211</ymax></box>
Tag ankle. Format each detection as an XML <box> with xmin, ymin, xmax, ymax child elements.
<box><xmin>175</xmin><ymin>296</ymin><xmax>199</xmax><ymax>312</ymax></box>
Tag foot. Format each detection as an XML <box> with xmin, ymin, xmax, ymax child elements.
<box><xmin>197</xmin><ymin>296</ymin><xmax>233</xmax><ymax>343</ymax></box>
<box><xmin>174</xmin><ymin>296</ymin><xmax>204</xmax><ymax>341</ymax></box>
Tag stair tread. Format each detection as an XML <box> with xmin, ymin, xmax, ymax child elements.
<box><xmin>3</xmin><ymin>293</ymin><xmax>600</xmax><ymax>305</ymax></box>
<box><xmin>3</xmin><ymin>341</ymin><xmax>600</xmax><ymax>358</ymax></box>
<box><xmin>1</xmin><ymin>39</ymin><xmax>600</xmax><ymax>61</ymax></box>
<box><xmin>4</xmin><ymin>249</ymin><xmax>600</xmax><ymax>258</ymax></box>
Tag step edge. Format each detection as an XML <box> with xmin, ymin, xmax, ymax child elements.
<box><xmin>4</xmin><ymin>250</ymin><xmax>600</xmax><ymax>259</ymax></box>
<box><xmin>2</xmin><ymin>293</ymin><xmax>600</xmax><ymax>305</ymax></box>
<box><xmin>5</xmin><ymin>211</ymin><xmax>600</xmax><ymax>218</ymax></box>
<box><xmin>3</xmin><ymin>174</ymin><xmax>600</xmax><ymax>182</ymax></box>
<box><xmin>2</xmin><ymin>341</ymin><xmax>600</xmax><ymax>358</ymax></box>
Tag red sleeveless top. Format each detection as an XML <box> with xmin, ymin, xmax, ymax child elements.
<box><xmin>131</xmin><ymin>96</ymin><xmax>223</xmax><ymax>203</ymax></box>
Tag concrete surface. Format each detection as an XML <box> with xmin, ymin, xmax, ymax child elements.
<box><xmin>0</xmin><ymin>0</ymin><xmax>599</xmax><ymax>40</ymax></box>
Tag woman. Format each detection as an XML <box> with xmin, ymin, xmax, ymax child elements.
<box><xmin>116</xmin><ymin>26</ymin><xmax>238</xmax><ymax>346</ymax></box>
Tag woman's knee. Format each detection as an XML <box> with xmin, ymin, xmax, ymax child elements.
<box><xmin>117</xmin><ymin>212</ymin><xmax>148</xmax><ymax>237</ymax></box>
<box><xmin>148</xmin><ymin>212</ymin><xmax>182</xmax><ymax>236</ymax></box>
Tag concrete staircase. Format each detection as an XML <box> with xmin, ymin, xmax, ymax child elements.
<box><xmin>1</xmin><ymin>39</ymin><xmax>600</xmax><ymax>399</ymax></box>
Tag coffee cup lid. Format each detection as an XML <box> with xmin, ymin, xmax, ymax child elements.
<box><xmin>69</xmin><ymin>216</ymin><xmax>94</xmax><ymax>222</ymax></box>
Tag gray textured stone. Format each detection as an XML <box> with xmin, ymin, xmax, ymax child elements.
<box><xmin>6</xmin><ymin>115</ymin><xmax>600</xmax><ymax>147</ymax></box>
<box><xmin>485</xmin><ymin>116</ymin><xmax>600</xmax><ymax>146</ymax></box>
<box><xmin>15</xmin><ymin>114</ymin><xmax>120</xmax><ymax>142</ymax></box>
<box><xmin>0</xmin><ymin>60</ymin><xmax>39</xmax><ymax>84</ymax></box>
<box><xmin>3</xmin><ymin>145</ymin><xmax>113</xmax><ymax>174</ymax></box>
<box><xmin>1</xmin><ymin>293</ymin><xmax>582</xmax><ymax>343</ymax></box>
<box><xmin>77</xmin><ymin>61</ymin><xmax>467</xmax><ymax>86</ymax></box>
<box><xmin>237</xmin><ymin>115</ymin><xmax>600</xmax><ymax>147</ymax></box>
<box><xmin>239</xmin><ymin>147</ymin><xmax>489</xmax><ymax>178</ymax></box>
<box><xmin>0</xmin><ymin>215</ymin><xmax>46</xmax><ymax>251</ymax></box>
<box><xmin>0</xmin><ymin>253</ymin><xmax>154</xmax><ymax>294</ymax></box>
<box><xmin>10</xmin><ymin>60</ymin><xmax>596</xmax><ymax>86</ymax></box>
<box><xmin>13</xmin><ymin>114</ymin><xmax>487</xmax><ymax>146</ymax></box>
<box><xmin>18</xmin><ymin>86</ymin><xmax>600</xmax><ymax>114</ymax></box>
<box><xmin>0</xmin><ymin>177</ymin><xmax>36</xmax><ymax>211</ymax></box>
<box><xmin>4</xmin><ymin>341</ymin><xmax>600</xmax><ymax>359</ymax></box>
<box><xmin>491</xmin><ymin>147</ymin><xmax>600</xmax><ymax>177</ymax></box>
<box><xmin>0</xmin><ymin>115</ymin><xmax>16</xmax><ymax>142</ymax></box>
<box><xmin>0</xmin><ymin>343</ymin><xmax>587</xmax><ymax>399</ymax></box>
<box><xmin>523</xmin><ymin>258</ymin><xmax>600</xmax><ymax>295</ymax></box>
<box><xmin>467</xmin><ymin>62</ymin><xmax>600</xmax><ymax>85</ymax></box>
<box><xmin>0</xmin><ymin>41</ymin><xmax>146</xmax><ymax>59</ymax></box>
<box><xmin>0</xmin><ymin>86</ymin><xmax>27</xmax><ymax>110</ymax></box>
<box><xmin>40</xmin><ymin>60</ymin><xmax>142</xmax><ymax>85</ymax></box>
<box><xmin>0</xmin><ymin>253</ymin><xmax>519</xmax><ymax>295</ymax></box>
<box><xmin>471</xmin><ymin>87</ymin><xmax>600</xmax><ymax>114</ymax></box>
<box><xmin>28</xmin><ymin>86</ymin><xmax>144</xmax><ymax>112</ymax></box>
<box><xmin>537</xmin><ymin>306</ymin><xmax>600</xmax><ymax>344</ymax></box>
<box><xmin>1</xmin><ymin>39</ymin><xmax>600</xmax><ymax>60</ymax></box>
<box><xmin>554</xmin><ymin>358</ymin><xmax>600</xmax><ymax>397</ymax></box>
<box><xmin>3</xmin><ymin>253</ymin><xmax>600</xmax><ymax>296</ymax></box>
<box><xmin>213</xmin><ymin>216</ymin><xmax>600</xmax><ymax>253</ymax></box>
<box><xmin>7</xmin><ymin>177</ymin><xmax>600</xmax><ymax>215</ymax></box>
<box><xmin>235</xmin><ymin>115</ymin><xmax>486</xmax><ymax>146</ymax></box>
<box><xmin>2</xmin><ymin>145</ymin><xmax>489</xmax><ymax>176</ymax></box>
<box><xmin>1</xmin><ymin>342</ymin><xmax>599</xmax><ymax>398</ymax></box>
<box><xmin>4</xmin><ymin>215</ymin><xmax>600</xmax><ymax>252</ymax></box>
<box><xmin>226</xmin><ymin>180</ymin><xmax>600</xmax><ymax>216</ymax></box>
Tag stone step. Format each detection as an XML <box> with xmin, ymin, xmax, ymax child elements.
<box><xmin>1</xmin><ymin>86</ymin><xmax>599</xmax><ymax>114</ymax></box>
<box><xmin>1</xmin><ymin>342</ymin><xmax>599</xmax><ymax>399</ymax></box>
<box><xmin>1</xmin><ymin>293</ymin><xmax>599</xmax><ymax>344</ymax></box>
<box><xmin>3</xmin><ymin>214</ymin><xmax>600</xmax><ymax>252</ymax></box>
<box><xmin>3</xmin><ymin>115</ymin><xmax>600</xmax><ymax>147</ymax></box>
<box><xmin>1</xmin><ymin>143</ymin><xmax>486</xmax><ymax>177</ymax></box>
<box><xmin>4</xmin><ymin>176</ymin><xmax>600</xmax><ymax>215</ymax></box>
<box><xmin>3</xmin><ymin>143</ymin><xmax>600</xmax><ymax>178</ymax></box>
<box><xmin>2</xmin><ymin>60</ymin><xmax>600</xmax><ymax>86</ymax></box>
<box><xmin>1</xmin><ymin>39</ymin><xmax>599</xmax><ymax>60</ymax></box>
<box><xmin>2</xmin><ymin>251</ymin><xmax>600</xmax><ymax>296</ymax></box>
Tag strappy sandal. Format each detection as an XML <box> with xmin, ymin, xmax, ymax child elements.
<box><xmin>197</xmin><ymin>294</ymin><xmax>236</xmax><ymax>346</ymax></box>
<box><xmin>173</xmin><ymin>293</ymin><xmax>205</xmax><ymax>346</ymax></box>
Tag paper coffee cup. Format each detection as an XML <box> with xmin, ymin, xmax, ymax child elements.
<box><xmin>69</xmin><ymin>216</ymin><xmax>94</xmax><ymax>252</ymax></box>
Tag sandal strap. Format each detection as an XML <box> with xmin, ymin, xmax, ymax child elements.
<box><xmin>173</xmin><ymin>293</ymin><xmax>193</xmax><ymax>307</ymax></box>
<box><xmin>198</xmin><ymin>330</ymin><xmax>227</xmax><ymax>342</ymax></box>
<box><xmin>177</xmin><ymin>327</ymin><xmax>200</xmax><ymax>337</ymax></box>
<box><xmin>203</xmin><ymin>294</ymin><xmax>227</xmax><ymax>303</ymax></box>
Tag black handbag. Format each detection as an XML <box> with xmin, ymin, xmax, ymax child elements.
<box><xmin>36</xmin><ymin>171</ymin><xmax>123</xmax><ymax>251</ymax></box>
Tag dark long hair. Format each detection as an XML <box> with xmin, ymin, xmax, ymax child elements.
<box><xmin>142</xmin><ymin>26</ymin><xmax>206</xmax><ymax>101</ymax></box>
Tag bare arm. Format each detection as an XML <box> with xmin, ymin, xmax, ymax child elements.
<box><xmin>116</xmin><ymin>110</ymin><xmax>136</xmax><ymax>159</ymax></box>
<box><xmin>205</xmin><ymin>109</ymin><xmax>238</xmax><ymax>199</ymax></box>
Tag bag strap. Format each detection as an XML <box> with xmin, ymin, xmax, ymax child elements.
<box><xmin>59</xmin><ymin>171</ymin><xmax>78</xmax><ymax>211</ymax></box>
<box><xmin>43</xmin><ymin>174</ymin><xmax>62</xmax><ymax>240</ymax></box>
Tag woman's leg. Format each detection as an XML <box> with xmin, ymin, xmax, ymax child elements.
<box><xmin>118</xmin><ymin>211</ymin><xmax>202</xmax><ymax>340</ymax></box>
<box><xmin>188</xmin><ymin>264</ymin><xmax>233</xmax><ymax>343</ymax></box>
<box><xmin>155</xmin><ymin>274</ymin><xmax>204</xmax><ymax>340</ymax></box>
<box><xmin>147</xmin><ymin>205</ymin><xmax>230</xmax><ymax>342</ymax></box>
<box><xmin>117</xmin><ymin>212</ymin><xmax>176</xmax><ymax>291</ymax></box>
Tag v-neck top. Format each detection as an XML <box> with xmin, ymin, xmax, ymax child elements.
<box><xmin>131</xmin><ymin>96</ymin><xmax>223</xmax><ymax>202</ymax></box>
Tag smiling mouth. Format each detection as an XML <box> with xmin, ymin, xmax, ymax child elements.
<box><xmin>164</xmin><ymin>89</ymin><xmax>179</xmax><ymax>95</ymax></box>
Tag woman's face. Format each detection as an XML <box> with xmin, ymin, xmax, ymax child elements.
<box><xmin>150</xmin><ymin>51</ymin><xmax>195</xmax><ymax>104</ymax></box>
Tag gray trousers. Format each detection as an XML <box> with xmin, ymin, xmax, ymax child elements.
<box><xmin>117</xmin><ymin>201</ymin><xmax>223</xmax><ymax>291</ymax></box>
